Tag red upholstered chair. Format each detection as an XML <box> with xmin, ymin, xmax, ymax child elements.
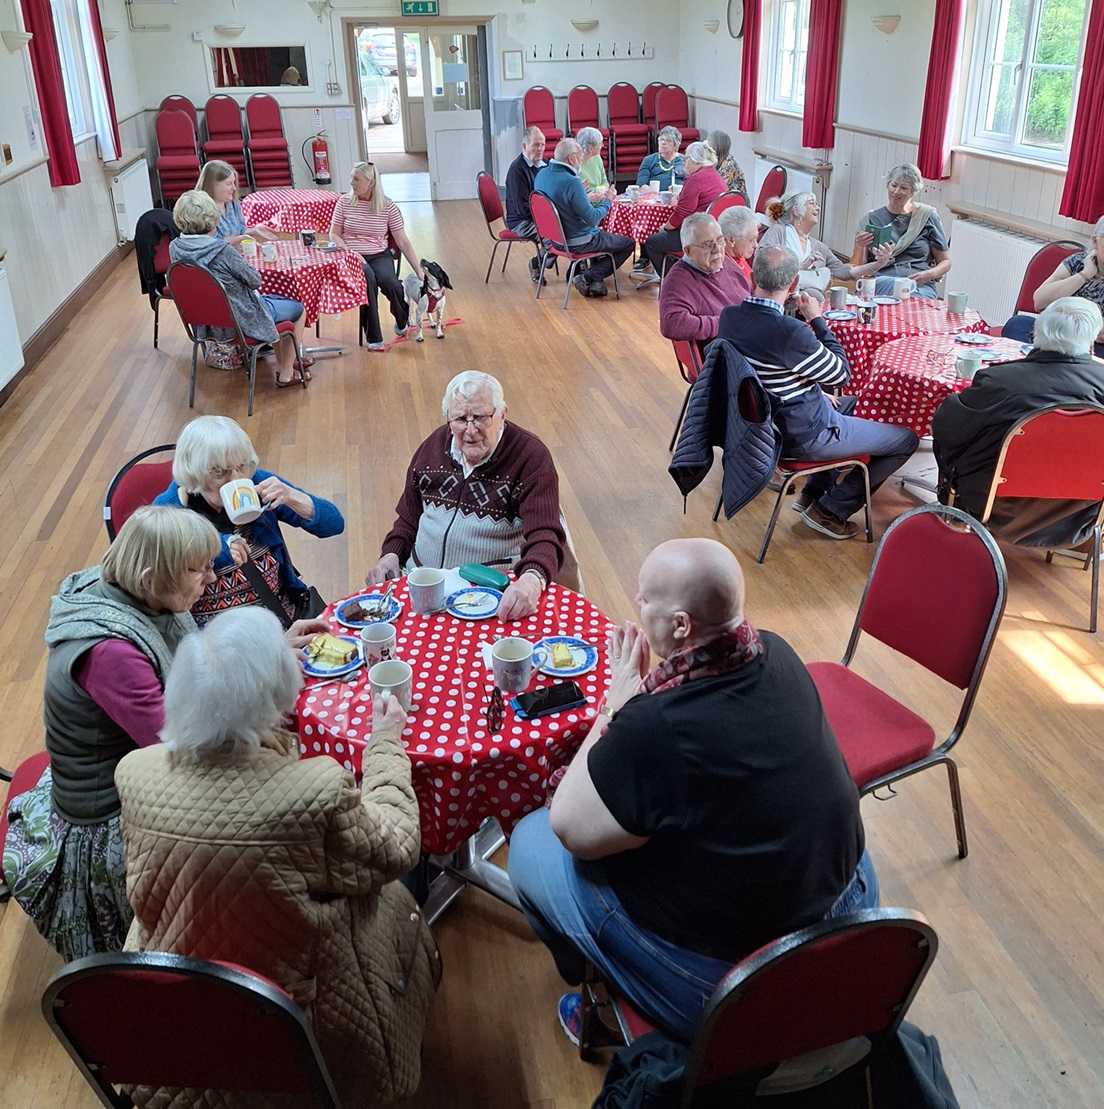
<box><xmin>567</xmin><ymin>85</ymin><xmax>609</xmax><ymax>168</ymax></box>
<box><xmin>808</xmin><ymin>504</ymin><xmax>1008</xmax><ymax>859</ymax></box>
<box><xmin>755</xmin><ymin>164</ymin><xmax>788</xmax><ymax>214</ymax></box>
<box><xmin>707</xmin><ymin>190</ymin><xmax>746</xmax><ymax>217</ymax></box>
<box><xmin>642</xmin><ymin>81</ymin><xmax>666</xmax><ymax>146</ymax></box>
<box><xmin>0</xmin><ymin>751</ymin><xmax>52</xmax><ymax>903</ymax></box>
<box><xmin>202</xmin><ymin>94</ymin><xmax>249</xmax><ymax>181</ymax></box>
<box><xmin>530</xmin><ymin>191</ymin><xmax>621</xmax><ymax>308</ymax></box>
<box><xmin>607</xmin><ymin>81</ymin><xmax>648</xmax><ymax>180</ymax></box>
<box><xmin>579</xmin><ymin>908</ymin><xmax>939</xmax><ymax>1108</ymax></box>
<box><xmin>972</xmin><ymin>403</ymin><xmax>1104</xmax><ymax>632</ymax></box>
<box><xmin>989</xmin><ymin>240</ymin><xmax>1083</xmax><ymax>336</ymax></box>
<box><xmin>103</xmin><ymin>444</ymin><xmax>176</xmax><ymax>541</ymax></box>
<box><xmin>522</xmin><ymin>86</ymin><xmax>563</xmax><ymax>149</ymax></box>
<box><xmin>244</xmin><ymin>94</ymin><xmax>293</xmax><ymax>188</ymax></box>
<box><xmin>158</xmin><ymin>94</ymin><xmax>198</xmax><ymax>133</ymax></box>
<box><xmin>167</xmin><ymin>261</ymin><xmax>301</xmax><ymax>416</ymax></box>
<box><xmin>477</xmin><ymin>169</ymin><xmax>536</xmax><ymax>282</ymax></box>
<box><xmin>669</xmin><ymin>340</ymin><xmax>704</xmax><ymax>452</ymax></box>
<box><xmin>154</xmin><ymin>109</ymin><xmax>201</xmax><ymax>205</ymax></box>
<box><xmin>43</xmin><ymin>952</ymin><xmax>343</xmax><ymax>1108</ymax></box>
<box><xmin>655</xmin><ymin>85</ymin><xmax>700</xmax><ymax>150</ymax></box>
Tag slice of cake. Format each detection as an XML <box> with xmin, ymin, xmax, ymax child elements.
<box><xmin>305</xmin><ymin>633</ymin><xmax>357</xmax><ymax>669</ymax></box>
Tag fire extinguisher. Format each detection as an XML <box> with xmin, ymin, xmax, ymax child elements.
<box><xmin>302</xmin><ymin>131</ymin><xmax>331</xmax><ymax>185</ymax></box>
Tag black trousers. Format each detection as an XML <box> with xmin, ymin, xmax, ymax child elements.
<box><xmin>359</xmin><ymin>250</ymin><xmax>408</xmax><ymax>343</ymax></box>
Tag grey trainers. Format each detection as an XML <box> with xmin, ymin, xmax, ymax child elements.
<box><xmin>368</xmin><ymin>341</ymin><xmax>385</xmax><ymax>351</ymax></box>
<box><xmin>801</xmin><ymin>502</ymin><xmax>859</xmax><ymax>540</ymax></box>
<box><xmin>632</xmin><ymin>258</ymin><xmax>652</xmax><ymax>273</ymax></box>
<box><xmin>588</xmin><ymin>279</ymin><xmax>609</xmax><ymax>298</ymax></box>
<box><xmin>792</xmin><ymin>486</ymin><xmax>818</xmax><ymax>513</ymax></box>
<box><xmin>393</xmin><ymin>323</ymin><xmax>407</xmax><ymax>336</ymax></box>
<box><xmin>572</xmin><ymin>273</ymin><xmax>593</xmax><ymax>298</ymax></box>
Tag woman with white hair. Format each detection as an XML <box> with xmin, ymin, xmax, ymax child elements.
<box><xmin>850</xmin><ymin>163</ymin><xmax>952</xmax><ymax>298</ymax></box>
<box><xmin>328</xmin><ymin>161</ymin><xmax>425</xmax><ymax>351</ymax></box>
<box><xmin>170</xmin><ymin>189</ymin><xmax>311</xmax><ymax>386</ymax></box>
<box><xmin>575</xmin><ymin>126</ymin><xmax>613</xmax><ymax>200</ymax></box>
<box><xmin>154</xmin><ymin>414</ymin><xmax>343</xmax><ymax>627</ymax></box>
<box><xmin>760</xmin><ymin>189</ymin><xmax>889</xmax><ymax>297</ymax></box>
<box><xmin>642</xmin><ymin>140</ymin><xmax>727</xmax><ymax>281</ymax></box>
<box><xmin>1</xmin><ymin>506</ymin><xmax>218</xmax><ymax>960</ymax></box>
<box><xmin>718</xmin><ymin>205</ymin><xmax>760</xmax><ymax>287</ymax></box>
<box><xmin>116</xmin><ymin>607</ymin><xmax>440</xmax><ymax>1107</ymax></box>
<box><xmin>636</xmin><ymin>125</ymin><xmax>685</xmax><ymax>191</ymax></box>
<box><xmin>1003</xmin><ymin>215</ymin><xmax>1104</xmax><ymax>355</ymax></box>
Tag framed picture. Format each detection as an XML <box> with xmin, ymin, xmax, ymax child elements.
<box><xmin>502</xmin><ymin>49</ymin><xmax>524</xmax><ymax>81</ymax></box>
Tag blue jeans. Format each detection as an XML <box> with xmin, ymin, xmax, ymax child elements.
<box><xmin>259</xmin><ymin>294</ymin><xmax>304</xmax><ymax>324</ymax></box>
<box><xmin>798</xmin><ymin>395</ymin><xmax>919</xmax><ymax>520</ymax></box>
<box><xmin>874</xmin><ymin>275</ymin><xmax>938</xmax><ymax>299</ymax></box>
<box><xmin>508</xmin><ymin>806</ymin><xmax>879</xmax><ymax>1041</ymax></box>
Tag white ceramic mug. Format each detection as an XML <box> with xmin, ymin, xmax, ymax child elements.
<box><xmin>219</xmin><ymin>478</ymin><xmax>263</xmax><ymax>524</ymax></box>
<box><xmin>856</xmin><ymin>277</ymin><xmax>877</xmax><ymax>300</ymax></box>
<box><xmin>626</xmin><ymin>184</ymin><xmax>640</xmax><ymax>202</ymax></box>
<box><xmin>360</xmin><ymin>622</ymin><xmax>397</xmax><ymax>665</ymax></box>
<box><xmin>369</xmin><ymin>659</ymin><xmax>413</xmax><ymax>711</ymax></box>
<box><xmin>828</xmin><ymin>286</ymin><xmax>848</xmax><ymax>310</ymax></box>
<box><xmin>260</xmin><ymin>241</ymin><xmax>277</xmax><ymax>262</ymax></box>
<box><xmin>955</xmin><ymin>351</ymin><xmax>982</xmax><ymax>381</ymax></box>
<box><xmin>407</xmin><ymin>567</ymin><xmax>446</xmax><ymax>614</ymax></box>
<box><xmin>491</xmin><ymin>637</ymin><xmax>547</xmax><ymax>696</ymax></box>
<box><xmin>893</xmin><ymin>277</ymin><xmax>917</xmax><ymax>299</ymax></box>
<box><xmin>648</xmin><ymin>179</ymin><xmax>661</xmax><ymax>192</ymax></box>
<box><xmin>240</xmin><ymin>237</ymin><xmax>257</xmax><ymax>258</ymax></box>
<box><xmin>947</xmin><ymin>290</ymin><xmax>968</xmax><ymax>314</ymax></box>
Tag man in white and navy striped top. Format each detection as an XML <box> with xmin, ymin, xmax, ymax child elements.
<box><xmin>718</xmin><ymin>246</ymin><xmax>918</xmax><ymax>540</ymax></box>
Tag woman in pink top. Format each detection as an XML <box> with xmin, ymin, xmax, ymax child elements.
<box><xmin>329</xmin><ymin>161</ymin><xmax>426</xmax><ymax>351</ymax></box>
<box><xmin>642</xmin><ymin>141</ymin><xmax>728</xmax><ymax>281</ymax></box>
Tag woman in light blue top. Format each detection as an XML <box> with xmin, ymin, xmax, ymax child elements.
<box><xmin>197</xmin><ymin>160</ymin><xmax>277</xmax><ymax>246</ymax></box>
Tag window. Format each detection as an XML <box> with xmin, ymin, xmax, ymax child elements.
<box><xmin>766</xmin><ymin>0</ymin><xmax>810</xmax><ymax>112</ymax></box>
<box><xmin>965</xmin><ymin>0</ymin><xmax>1089</xmax><ymax>161</ymax></box>
<box><xmin>49</xmin><ymin>0</ymin><xmax>94</xmax><ymax>139</ymax></box>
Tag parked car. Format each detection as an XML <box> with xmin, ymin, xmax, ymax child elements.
<box><xmin>363</xmin><ymin>30</ymin><xmax>417</xmax><ymax>76</ymax></box>
<box><xmin>360</xmin><ymin>56</ymin><xmax>400</xmax><ymax>126</ymax></box>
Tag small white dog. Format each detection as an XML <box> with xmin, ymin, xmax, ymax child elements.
<box><xmin>403</xmin><ymin>260</ymin><xmax>453</xmax><ymax>341</ymax></box>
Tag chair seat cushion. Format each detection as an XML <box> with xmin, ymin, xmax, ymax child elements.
<box><xmin>780</xmin><ymin>455</ymin><xmax>871</xmax><ymax>473</ymax></box>
<box><xmin>806</xmin><ymin>662</ymin><xmax>936</xmax><ymax>785</ymax></box>
<box><xmin>497</xmin><ymin>229</ymin><xmax>524</xmax><ymax>241</ymax></box>
<box><xmin>157</xmin><ymin>155</ymin><xmax>201</xmax><ymax>169</ymax></box>
<box><xmin>248</xmin><ymin>138</ymin><xmax>290</xmax><ymax>151</ymax></box>
<box><xmin>611</xmin><ymin>123</ymin><xmax>649</xmax><ymax>135</ymax></box>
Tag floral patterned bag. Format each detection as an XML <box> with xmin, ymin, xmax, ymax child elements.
<box><xmin>204</xmin><ymin>339</ymin><xmax>244</xmax><ymax>370</ymax></box>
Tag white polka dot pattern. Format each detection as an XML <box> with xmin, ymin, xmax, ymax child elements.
<box><xmin>296</xmin><ymin>581</ymin><xmax>614</xmax><ymax>855</ymax></box>
<box><xmin>826</xmin><ymin>300</ymin><xmax>987</xmax><ymax>392</ymax></box>
<box><xmin>853</xmin><ymin>334</ymin><xmax>1026</xmax><ymax>435</ymax></box>
<box><xmin>602</xmin><ymin>200</ymin><xmax>672</xmax><ymax>242</ymax></box>
<box><xmin>245</xmin><ymin>239</ymin><xmax>368</xmax><ymax>328</ymax></box>
<box><xmin>241</xmin><ymin>189</ymin><xmax>340</xmax><ymax>235</ymax></box>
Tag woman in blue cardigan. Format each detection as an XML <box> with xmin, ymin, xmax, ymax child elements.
<box><xmin>154</xmin><ymin>415</ymin><xmax>344</xmax><ymax>625</ymax></box>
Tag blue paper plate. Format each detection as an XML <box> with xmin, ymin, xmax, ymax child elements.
<box><xmin>824</xmin><ymin>310</ymin><xmax>857</xmax><ymax>321</ymax></box>
<box><xmin>334</xmin><ymin>593</ymin><xmax>403</xmax><ymax>628</ymax></box>
<box><xmin>535</xmin><ymin>636</ymin><xmax>599</xmax><ymax>678</ymax></box>
<box><xmin>302</xmin><ymin>635</ymin><xmax>363</xmax><ymax>679</ymax></box>
<box><xmin>445</xmin><ymin>587</ymin><xmax>503</xmax><ymax>620</ymax></box>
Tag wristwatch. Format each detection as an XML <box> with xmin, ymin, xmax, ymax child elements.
<box><xmin>599</xmin><ymin>704</ymin><xmax>617</xmax><ymax>721</ymax></box>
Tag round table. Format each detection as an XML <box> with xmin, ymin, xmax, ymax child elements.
<box><xmin>297</xmin><ymin>580</ymin><xmax>613</xmax><ymax>857</ymax></box>
<box><xmin>854</xmin><ymin>333</ymin><xmax>1029</xmax><ymax>436</ymax></box>
<box><xmin>241</xmin><ymin>188</ymin><xmax>341</xmax><ymax>235</ymax></box>
<box><xmin>246</xmin><ymin>240</ymin><xmax>367</xmax><ymax>328</ymax></box>
<box><xmin>826</xmin><ymin>299</ymin><xmax>988</xmax><ymax>390</ymax></box>
<box><xmin>602</xmin><ymin>196</ymin><xmax>673</xmax><ymax>242</ymax></box>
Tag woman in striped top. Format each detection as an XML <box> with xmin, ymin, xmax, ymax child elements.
<box><xmin>329</xmin><ymin>162</ymin><xmax>425</xmax><ymax>350</ymax></box>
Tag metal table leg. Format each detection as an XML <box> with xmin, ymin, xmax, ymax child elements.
<box><xmin>422</xmin><ymin>818</ymin><xmax>520</xmax><ymax>925</ymax></box>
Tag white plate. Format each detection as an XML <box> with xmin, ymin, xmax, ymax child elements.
<box><xmin>954</xmin><ymin>333</ymin><xmax>990</xmax><ymax>345</ymax></box>
<box><xmin>872</xmin><ymin>295</ymin><xmax>900</xmax><ymax>305</ymax></box>
<box><xmin>301</xmin><ymin>635</ymin><xmax>362</xmax><ymax>679</ymax></box>
<box><xmin>824</xmin><ymin>310</ymin><xmax>857</xmax><ymax>321</ymax></box>
<box><xmin>334</xmin><ymin>593</ymin><xmax>403</xmax><ymax>627</ymax></box>
<box><xmin>445</xmin><ymin>587</ymin><xmax>503</xmax><ymax>620</ymax></box>
<box><xmin>535</xmin><ymin>636</ymin><xmax>599</xmax><ymax>678</ymax></box>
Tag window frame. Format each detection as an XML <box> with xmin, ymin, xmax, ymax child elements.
<box><xmin>963</xmin><ymin>0</ymin><xmax>1090</xmax><ymax>165</ymax></box>
<box><xmin>49</xmin><ymin>0</ymin><xmax>95</xmax><ymax>142</ymax></box>
<box><xmin>764</xmin><ymin>0</ymin><xmax>811</xmax><ymax>114</ymax></box>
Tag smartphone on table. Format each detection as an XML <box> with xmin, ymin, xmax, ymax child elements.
<box><xmin>511</xmin><ymin>681</ymin><xmax>587</xmax><ymax>720</ymax></box>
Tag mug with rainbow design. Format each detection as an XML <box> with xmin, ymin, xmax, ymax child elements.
<box><xmin>219</xmin><ymin>478</ymin><xmax>263</xmax><ymax>524</ymax></box>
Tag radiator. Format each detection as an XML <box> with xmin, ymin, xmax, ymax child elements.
<box><xmin>948</xmin><ymin>219</ymin><xmax>1052</xmax><ymax>326</ymax></box>
<box><xmin>752</xmin><ymin>157</ymin><xmax>821</xmax><ymax>208</ymax></box>
<box><xmin>0</xmin><ymin>267</ymin><xmax>24</xmax><ymax>390</ymax></box>
<box><xmin>110</xmin><ymin>157</ymin><xmax>154</xmax><ymax>244</ymax></box>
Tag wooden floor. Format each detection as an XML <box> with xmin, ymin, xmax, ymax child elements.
<box><xmin>1</xmin><ymin>198</ymin><xmax>1103</xmax><ymax>1109</ymax></box>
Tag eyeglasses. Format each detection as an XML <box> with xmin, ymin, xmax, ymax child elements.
<box><xmin>691</xmin><ymin>238</ymin><xmax>725</xmax><ymax>252</ymax></box>
<box><xmin>485</xmin><ymin>685</ymin><xmax>504</xmax><ymax>733</ymax></box>
<box><xmin>447</xmin><ymin>412</ymin><xmax>496</xmax><ymax>431</ymax></box>
<box><xmin>208</xmin><ymin>461</ymin><xmax>251</xmax><ymax>480</ymax></box>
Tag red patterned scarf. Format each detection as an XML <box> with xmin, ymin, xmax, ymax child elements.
<box><xmin>641</xmin><ymin>620</ymin><xmax>764</xmax><ymax>695</ymax></box>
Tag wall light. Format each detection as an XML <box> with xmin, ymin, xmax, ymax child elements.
<box><xmin>2</xmin><ymin>30</ymin><xmax>34</xmax><ymax>52</ymax></box>
<box><xmin>102</xmin><ymin>27</ymin><xmax>120</xmax><ymax>41</ymax></box>
<box><xmin>307</xmin><ymin>0</ymin><xmax>333</xmax><ymax>19</ymax></box>
<box><xmin>214</xmin><ymin>23</ymin><xmax>246</xmax><ymax>36</ymax></box>
<box><xmin>871</xmin><ymin>15</ymin><xmax>901</xmax><ymax>34</ymax></box>
<box><xmin>570</xmin><ymin>19</ymin><xmax>598</xmax><ymax>31</ymax></box>
<box><xmin>703</xmin><ymin>19</ymin><xmax>721</xmax><ymax>33</ymax></box>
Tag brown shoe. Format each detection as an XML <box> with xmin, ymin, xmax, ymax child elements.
<box><xmin>801</xmin><ymin>502</ymin><xmax>859</xmax><ymax>540</ymax></box>
<box><xmin>792</xmin><ymin>486</ymin><xmax>818</xmax><ymax>513</ymax></box>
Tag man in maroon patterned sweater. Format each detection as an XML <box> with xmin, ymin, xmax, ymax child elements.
<box><xmin>364</xmin><ymin>371</ymin><xmax>565</xmax><ymax>621</ymax></box>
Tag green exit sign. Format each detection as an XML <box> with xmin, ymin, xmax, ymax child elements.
<box><xmin>401</xmin><ymin>0</ymin><xmax>438</xmax><ymax>13</ymax></box>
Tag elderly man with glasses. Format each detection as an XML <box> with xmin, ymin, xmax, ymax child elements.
<box><xmin>659</xmin><ymin>213</ymin><xmax>751</xmax><ymax>348</ymax></box>
<box><xmin>364</xmin><ymin>371</ymin><xmax>565</xmax><ymax>621</ymax></box>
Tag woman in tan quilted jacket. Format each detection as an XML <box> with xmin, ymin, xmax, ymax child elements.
<box><xmin>116</xmin><ymin>607</ymin><xmax>440</xmax><ymax>1107</ymax></box>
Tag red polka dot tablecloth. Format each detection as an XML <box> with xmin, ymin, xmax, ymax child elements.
<box><xmin>602</xmin><ymin>197</ymin><xmax>672</xmax><ymax>242</ymax></box>
<box><xmin>826</xmin><ymin>299</ymin><xmax>988</xmax><ymax>391</ymax></box>
<box><xmin>246</xmin><ymin>240</ymin><xmax>367</xmax><ymax>328</ymax></box>
<box><xmin>854</xmin><ymin>333</ymin><xmax>1028</xmax><ymax>436</ymax></box>
<box><xmin>297</xmin><ymin>581</ymin><xmax>614</xmax><ymax>856</ymax></box>
<box><xmin>241</xmin><ymin>189</ymin><xmax>341</xmax><ymax>235</ymax></box>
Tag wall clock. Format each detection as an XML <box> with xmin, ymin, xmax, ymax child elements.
<box><xmin>728</xmin><ymin>0</ymin><xmax>744</xmax><ymax>38</ymax></box>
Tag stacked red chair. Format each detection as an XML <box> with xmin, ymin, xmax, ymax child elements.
<box><xmin>567</xmin><ymin>85</ymin><xmax>609</xmax><ymax>171</ymax></box>
<box><xmin>202</xmin><ymin>95</ymin><xmax>249</xmax><ymax>182</ymax></box>
<box><xmin>244</xmin><ymin>94</ymin><xmax>293</xmax><ymax>189</ymax></box>
<box><xmin>642</xmin><ymin>81</ymin><xmax>666</xmax><ymax>145</ymax></box>
<box><xmin>158</xmin><ymin>95</ymin><xmax>198</xmax><ymax>133</ymax></box>
<box><xmin>522</xmin><ymin>86</ymin><xmax>563</xmax><ymax>149</ymax></box>
<box><xmin>607</xmin><ymin>82</ymin><xmax>648</xmax><ymax>180</ymax></box>
<box><xmin>655</xmin><ymin>85</ymin><xmax>699</xmax><ymax>150</ymax></box>
<box><xmin>155</xmin><ymin>108</ymin><xmax>202</xmax><ymax>205</ymax></box>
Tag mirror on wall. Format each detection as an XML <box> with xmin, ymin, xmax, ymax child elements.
<box><xmin>210</xmin><ymin>47</ymin><xmax>309</xmax><ymax>88</ymax></box>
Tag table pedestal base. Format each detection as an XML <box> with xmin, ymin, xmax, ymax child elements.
<box><xmin>423</xmin><ymin>818</ymin><xmax>520</xmax><ymax>925</ymax></box>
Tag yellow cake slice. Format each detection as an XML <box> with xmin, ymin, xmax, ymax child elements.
<box><xmin>305</xmin><ymin>633</ymin><xmax>357</xmax><ymax>668</ymax></box>
<box><xmin>551</xmin><ymin>642</ymin><xmax>575</xmax><ymax>669</ymax></box>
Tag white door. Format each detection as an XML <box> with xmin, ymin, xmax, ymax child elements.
<box><xmin>423</xmin><ymin>28</ymin><xmax>486</xmax><ymax>200</ymax></box>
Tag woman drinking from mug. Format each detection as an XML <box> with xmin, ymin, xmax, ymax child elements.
<box><xmin>154</xmin><ymin>415</ymin><xmax>343</xmax><ymax>627</ymax></box>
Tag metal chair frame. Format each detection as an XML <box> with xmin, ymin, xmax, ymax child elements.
<box><xmin>530</xmin><ymin>191</ymin><xmax>621</xmax><ymax>309</ymax></box>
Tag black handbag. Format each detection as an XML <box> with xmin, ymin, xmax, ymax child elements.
<box><xmin>239</xmin><ymin>560</ymin><xmax>326</xmax><ymax>630</ymax></box>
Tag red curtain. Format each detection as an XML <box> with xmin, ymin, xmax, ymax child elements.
<box><xmin>802</xmin><ymin>0</ymin><xmax>842</xmax><ymax>149</ymax></box>
<box><xmin>739</xmin><ymin>0</ymin><xmax>763</xmax><ymax>132</ymax></box>
<box><xmin>1060</xmin><ymin>0</ymin><xmax>1104</xmax><ymax>221</ymax></box>
<box><xmin>916</xmin><ymin>0</ymin><xmax>965</xmax><ymax>180</ymax></box>
<box><xmin>86</xmin><ymin>0</ymin><xmax>122</xmax><ymax>160</ymax></box>
<box><xmin>21</xmin><ymin>0</ymin><xmax>80</xmax><ymax>186</ymax></box>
